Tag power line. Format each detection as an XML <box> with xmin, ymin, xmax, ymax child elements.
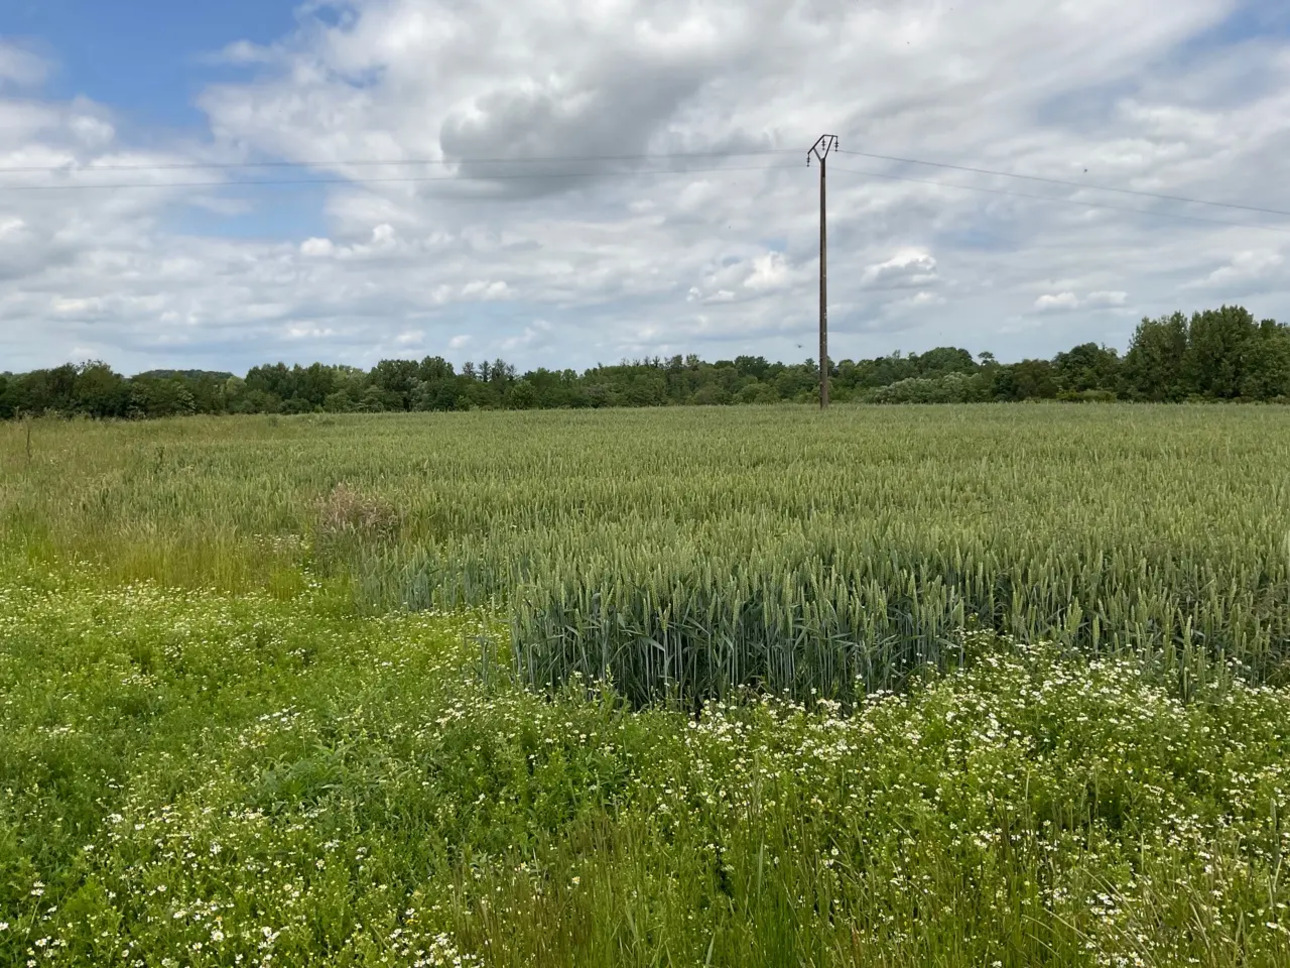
<box><xmin>828</xmin><ymin>164</ymin><xmax>1290</xmax><ymax>235</ymax></box>
<box><xmin>6</xmin><ymin>136</ymin><xmax>1283</xmax><ymax>237</ymax></box>
<box><xmin>8</xmin><ymin>138</ymin><xmax>1283</xmax><ymax>228</ymax></box>
<box><xmin>0</xmin><ymin>147</ymin><xmax>799</xmax><ymax>175</ymax></box>
<box><xmin>0</xmin><ymin>162</ymin><xmax>799</xmax><ymax>193</ymax></box>
<box><xmin>836</xmin><ymin>148</ymin><xmax>1290</xmax><ymax>220</ymax></box>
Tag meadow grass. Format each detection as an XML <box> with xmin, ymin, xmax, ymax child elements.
<box><xmin>2</xmin><ymin>560</ymin><xmax>1289</xmax><ymax>967</ymax></box>
<box><xmin>3</xmin><ymin>404</ymin><xmax>1290</xmax><ymax>965</ymax></box>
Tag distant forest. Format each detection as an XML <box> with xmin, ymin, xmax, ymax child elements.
<box><xmin>4</xmin><ymin>306</ymin><xmax>1289</xmax><ymax>419</ymax></box>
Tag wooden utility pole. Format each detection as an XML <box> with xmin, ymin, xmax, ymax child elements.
<box><xmin>808</xmin><ymin>135</ymin><xmax>838</xmax><ymax>409</ymax></box>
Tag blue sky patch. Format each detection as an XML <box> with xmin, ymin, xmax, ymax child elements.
<box><xmin>1</xmin><ymin>0</ymin><xmax>297</xmax><ymax>127</ymax></box>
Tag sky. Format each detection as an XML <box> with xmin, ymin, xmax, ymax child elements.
<box><xmin>1</xmin><ymin>0</ymin><xmax>1289</xmax><ymax>375</ymax></box>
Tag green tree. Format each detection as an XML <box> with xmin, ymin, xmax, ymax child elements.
<box><xmin>992</xmin><ymin>360</ymin><xmax>1058</xmax><ymax>401</ymax></box>
<box><xmin>294</xmin><ymin>363</ymin><xmax>338</xmax><ymax>410</ymax></box>
<box><xmin>690</xmin><ymin>383</ymin><xmax>731</xmax><ymax>406</ymax></box>
<box><xmin>128</xmin><ymin>376</ymin><xmax>196</xmax><ymax>417</ymax></box>
<box><xmin>418</xmin><ymin>356</ymin><xmax>455</xmax><ymax>382</ymax></box>
<box><xmin>506</xmin><ymin>379</ymin><xmax>538</xmax><ymax>410</ymax></box>
<box><xmin>733</xmin><ymin>355</ymin><xmax>771</xmax><ymax>381</ymax></box>
<box><xmin>321</xmin><ymin>391</ymin><xmax>352</xmax><ymax>413</ymax></box>
<box><xmin>355</xmin><ymin>385</ymin><xmax>389</xmax><ymax>413</ymax></box>
<box><xmin>74</xmin><ymin>361</ymin><xmax>130</xmax><ymax>417</ymax></box>
<box><xmin>913</xmin><ymin>347</ymin><xmax>976</xmax><ymax>377</ymax></box>
<box><xmin>1122</xmin><ymin>313</ymin><xmax>1188</xmax><ymax>401</ymax></box>
<box><xmin>1241</xmin><ymin>320</ymin><xmax>1290</xmax><ymax>400</ymax></box>
<box><xmin>1052</xmin><ymin>343</ymin><xmax>1120</xmax><ymax>396</ymax></box>
<box><xmin>245</xmin><ymin>363</ymin><xmax>293</xmax><ymax>403</ymax></box>
<box><xmin>1183</xmin><ymin>305</ymin><xmax>1259</xmax><ymax>399</ymax></box>
<box><xmin>7</xmin><ymin>305</ymin><xmax>1290</xmax><ymax>422</ymax></box>
<box><xmin>184</xmin><ymin>373</ymin><xmax>227</xmax><ymax>414</ymax></box>
<box><xmin>222</xmin><ymin>377</ymin><xmax>250</xmax><ymax>412</ymax></box>
<box><xmin>16</xmin><ymin>364</ymin><xmax>78</xmax><ymax>414</ymax></box>
<box><xmin>370</xmin><ymin>359</ymin><xmax>421</xmax><ymax>411</ymax></box>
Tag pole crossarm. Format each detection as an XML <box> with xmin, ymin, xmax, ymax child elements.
<box><xmin>808</xmin><ymin>135</ymin><xmax>839</xmax><ymax>167</ymax></box>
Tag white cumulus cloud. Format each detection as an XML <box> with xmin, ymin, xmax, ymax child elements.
<box><xmin>1035</xmin><ymin>292</ymin><xmax>1082</xmax><ymax>312</ymax></box>
<box><xmin>0</xmin><ymin>0</ymin><xmax>1288</xmax><ymax>374</ymax></box>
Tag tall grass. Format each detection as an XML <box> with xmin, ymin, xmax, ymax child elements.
<box><xmin>3</xmin><ymin>564</ymin><xmax>1289</xmax><ymax>967</ymax></box>
<box><xmin>3</xmin><ymin>405</ymin><xmax>1288</xmax><ymax>700</ymax></box>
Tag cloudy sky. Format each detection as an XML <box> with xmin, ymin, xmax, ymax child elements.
<box><xmin>1</xmin><ymin>0</ymin><xmax>1288</xmax><ymax>375</ymax></box>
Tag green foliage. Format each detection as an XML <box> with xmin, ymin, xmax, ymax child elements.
<box><xmin>1053</xmin><ymin>343</ymin><xmax>1121</xmax><ymax>395</ymax></box>
<box><xmin>4</xmin><ymin>306</ymin><xmax>1288</xmax><ymax>421</ymax></box>
<box><xmin>1183</xmin><ymin>306</ymin><xmax>1260</xmax><ymax>398</ymax></box>
<box><xmin>1123</xmin><ymin>311</ymin><xmax>1191</xmax><ymax>400</ymax></box>
<box><xmin>127</xmin><ymin>375</ymin><xmax>196</xmax><ymax>418</ymax></box>
<box><xmin>870</xmin><ymin>371</ymin><xmax>983</xmax><ymax>403</ymax></box>
<box><xmin>5</xmin><ymin>405</ymin><xmax>1290</xmax><ymax>964</ymax></box>
<box><xmin>1244</xmin><ymin>320</ymin><xmax>1290</xmax><ymax>400</ymax></box>
<box><xmin>2</xmin><ymin>566</ymin><xmax>1289</xmax><ymax>966</ymax></box>
<box><xmin>1119</xmin><ymin>306</ymin><xmax>1290</xmax><ymax>402</ymax></box>
<box><xmin>72</xmin><ymin>361</ymin><xmax>130</xmax><ymax>418</ymax></box>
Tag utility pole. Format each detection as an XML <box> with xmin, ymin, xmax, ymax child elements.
<box><xmin>808</xmin><ymin>135</ymin><xmax>838</xmax><ymax>409</ymax></box>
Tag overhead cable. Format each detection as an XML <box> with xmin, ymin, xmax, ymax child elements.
<box><xmin>837</xmin><ymin>148</ymin><xmax>1290</xmax><ymax>220</ymax></box>
<box><xmin>829</xmin><ymin>164</ymin><xmax>1290</xmax><ymax>235</ymax></box>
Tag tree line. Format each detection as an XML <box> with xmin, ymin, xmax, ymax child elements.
<box><xmin>3</xmin><ymin>305</ymin><xmax>1288</xmax><ymax>419</ymax></box>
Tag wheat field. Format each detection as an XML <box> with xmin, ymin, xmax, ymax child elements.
<box><xmin>4</xmin><ymin>405</ymin><xmax>1288</xmax><ymax>699</ymax></box>
<box><xmin>3</xmin><ymin>404</ymin><xmax>1290</xmax><ymax>966</ymax></box>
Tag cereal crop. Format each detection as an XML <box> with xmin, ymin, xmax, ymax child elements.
<box><xmin>3</xmin><ymin>404</ymin><xmax>1289</xmax><ymax>966</ymax></box>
